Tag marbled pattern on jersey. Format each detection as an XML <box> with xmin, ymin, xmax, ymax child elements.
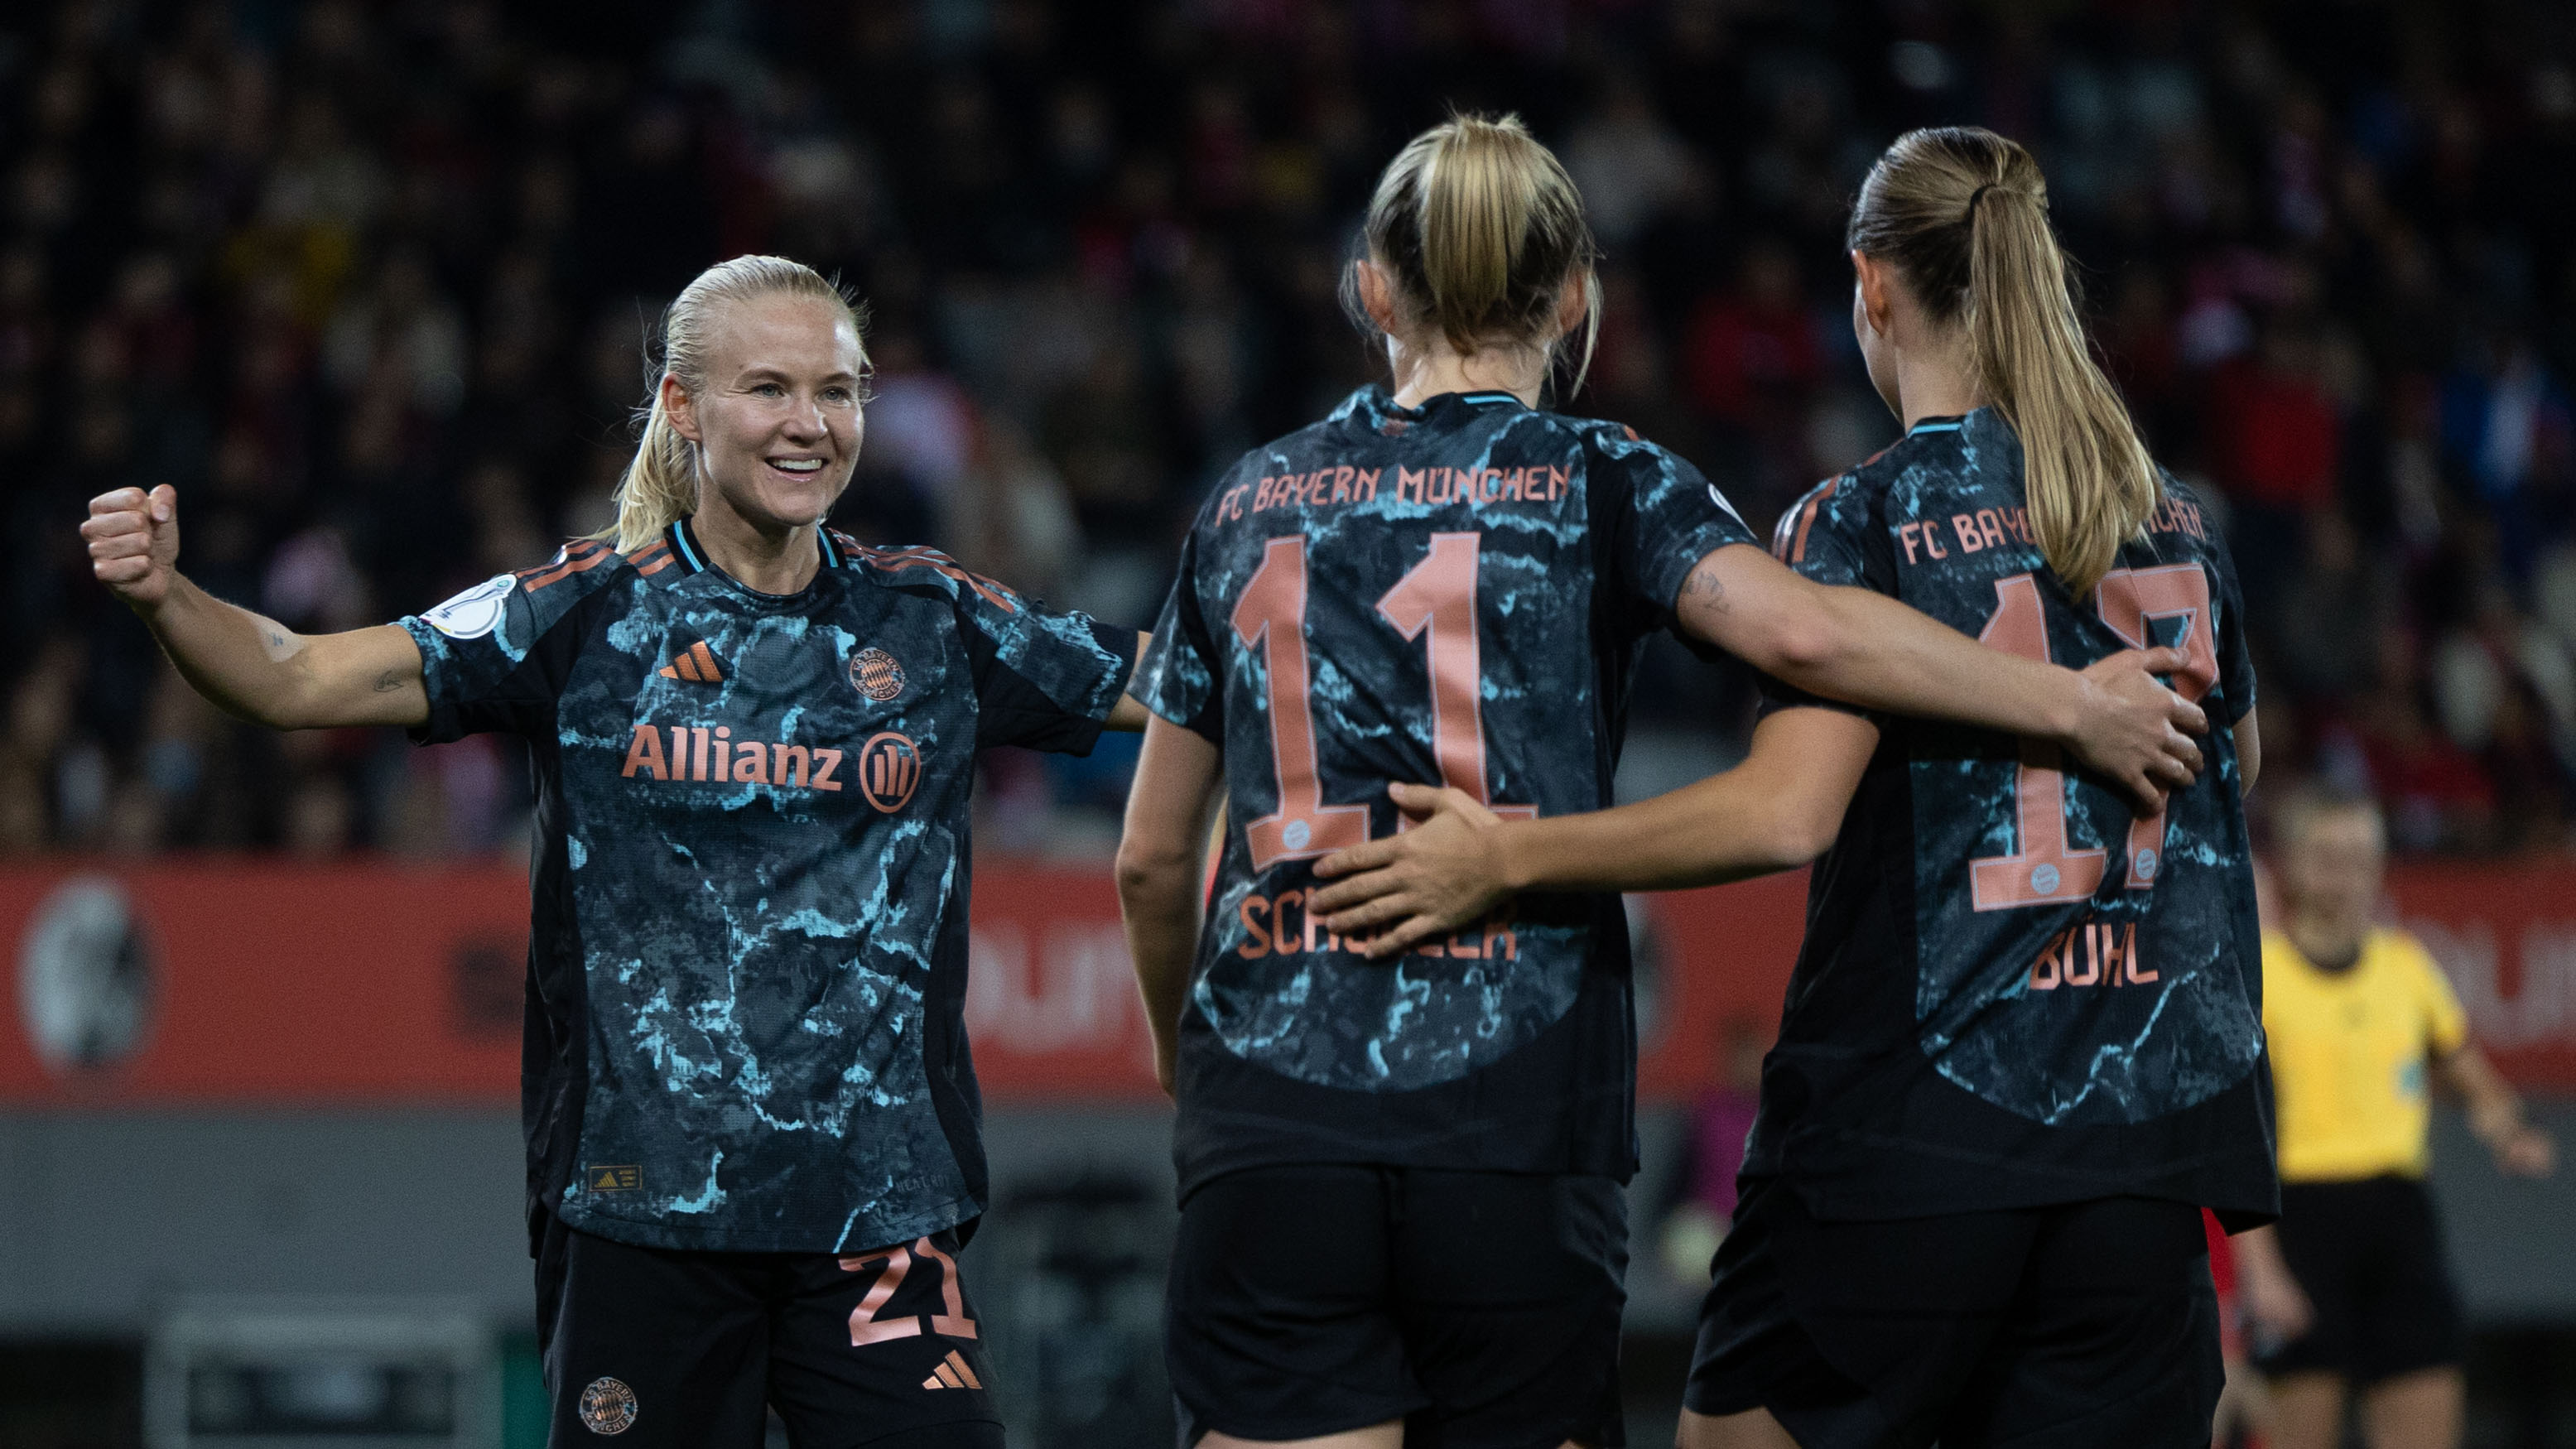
<box><xmin>1135</xmin><ymin>386</ymin><xmax>1753</xmax><ymax>1094</ymax></box>
<box><xmin>404</xmin><ymin>523</ymin><xmax>1131</xmax><ymax>1253</ymax></box>
<box><xmin>1769</xmin><ymin>408</ymin><xmax>2263</xmax><ymax>1128</ymax></box>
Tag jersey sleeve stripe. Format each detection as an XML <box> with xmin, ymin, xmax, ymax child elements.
<box><xmin>523</xmin><ymin>542</ymin><xmax>617</xmax><ymax>591</ymax></box>
<box><xmin>1784</xmin><ymin>477</ymin><xmax>1839</xmax><ymax>564</ymax></box>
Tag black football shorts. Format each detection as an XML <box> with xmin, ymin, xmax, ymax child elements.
<box><xmin>2259</xmin><ymin>1175</ymin><xmax>2465</xmax><ymax>1382</ymax></box>
<box><xmin>1686</xmin><ymin>1180</ymin><xmax>2222</xmax><ymax>1449</ymax></box>
<box><xmin>535</xmin><ymin>1208</ymin><xmax>1004</xmax><ymax>1447</ymax></box>
<box><xmin>1166</xmin><ymin>1164</ymin><xmax>1628</xmax><ymax>1448</ymax></box>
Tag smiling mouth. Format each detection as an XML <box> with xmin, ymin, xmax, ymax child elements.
<box><xmin>768</xmin><ymin>458</ymin><xmax>826</xmax><ymax>474</ymax></box>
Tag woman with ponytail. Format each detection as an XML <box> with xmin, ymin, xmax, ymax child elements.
<box><xmin>1115</xmin><ymin>117</ymin><xmax>2208</xmax><ymax>1449</ymax></box>
<box><xmin>1309</xmin><ymin>126</ymin><xmax>2270</xmax><ymax>1449</ymax></box>
<box><xmin>84</xmin><ymin>253</ymin><xmax>1149</xmax><ymax>1447</ymax></box>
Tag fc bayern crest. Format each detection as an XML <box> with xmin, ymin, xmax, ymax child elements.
<box><xmin>578</xmin><ymin>1378</ymin><xmax>638</xmax><ymax>1435</ymax></box>
<box><xmin>850</xmin><ymin>647</ymin><xmax>906</xmax><ymax>702</ymax></box>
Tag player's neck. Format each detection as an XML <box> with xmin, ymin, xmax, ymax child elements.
<box><xmin>691</xmin><ymin>499</ymin><xmax>823</xmax><ymax>595</ymax></box>
<box><xmin>1892</xmin><ymin>352</ymin><xmax>1983</xmax><ymax>431</ymax></box>
<box><xmin>2287</xmin><ymin>910</ymin><xmax>2367</xmax><ymax>972</ymax></box>
<box><xmin>1385</xmin><ymin>335</ymin><xmax>1543</xmax><ymax>409</ymax></box>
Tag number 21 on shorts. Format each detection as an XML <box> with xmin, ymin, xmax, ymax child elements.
<box><xmin>838</xmin><ymin>1237</ymin><xmax>978</xmax><ymax>1347</ymax></box>
<box><xmin>1969</xmin><ymin>566</ymin><xmax>2217</xmax><ymax>911</ymax></box>
<box><xmin>1232</xmin><ymin>532</ymin><xmax>1532</xmax><ymax>871</ymax></box>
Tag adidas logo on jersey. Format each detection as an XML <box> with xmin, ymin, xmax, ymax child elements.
<box><xmin>659</xmin><ymin>640</ymin><xmax>725</xmax><ymax>683</ymax></box>
<box><xmin>921</xmin><ymin>1350</ymin><xmax>981</xmax><ymax>1391</ymax></box>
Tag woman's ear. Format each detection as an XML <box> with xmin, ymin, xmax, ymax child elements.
<box><xmin>1355</xmin><ymin>258</ymin><xmax>1399</xmax><ymax>335</ymax></box>
<box><xmin>1851</xmin><ymin>250</ymin><xmax>1896</xmax><ymax>339</ymax></box>
<box><xmin>1553</xmin><ymin>268</ymin><xmax>1591</xmax><ymax>339</ymax></box>
<box><xmin>660</xmin><ymin>372</ymin><xmax>701</xmax><ymax>444</ymax></box>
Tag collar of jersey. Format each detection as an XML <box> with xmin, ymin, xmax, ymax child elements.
<box><xmin>1907</xmin><ymin>414</ymin><xmax>1967</xmax><ymax>435</ymax></box>
<box><xmin>1421</xmin><ymin>389</ymin><xmax>1527</xmax><ymax>412</ymax></box>
<box><xmin>662</xmin><ymin>516</ymin><xmax>844</xmax><ymax>591</ymax></box>
<box><xmin>1373</xmin><ymin>387</ymin><xmax>1531</xmax><ymax>421</ymax></box>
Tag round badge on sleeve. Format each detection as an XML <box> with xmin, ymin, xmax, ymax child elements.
<box><xmin>578</xmin><ymin>1378</ymin><xmax>638</xmax><ymax>1435</ymax></box>
<box><xmin>422</xmin><ymin>573</ymin><xmax>516</xmax><ymax>640</ymax></box>
<box><xmin>850</xmin><ymin>647</ymin><xmax>907</xmax><ymax>702</ymax></box>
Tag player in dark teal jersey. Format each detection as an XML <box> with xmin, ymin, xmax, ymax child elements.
<box><xmin>84</xmin><ymin>255</ymin><xmax>1147</xmax><ymax>1448</ymax></box>
<box><xmin>1313</xmin><ymin>128</ymin><xmax>2269</xmax><ymax>1449</ymax></box>
<box><xmin>1115</xmin><ymin>118</ymin><xmax>2209</xmax><ymax>1449</ymax></box>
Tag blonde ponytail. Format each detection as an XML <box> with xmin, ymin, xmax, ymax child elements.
<box><xmin>1349</xmin><ymin>113</ymin><xmax>1601</xmax><ymax>393</ymax></box>
<box><xmin>609</xmin><ymin>389</ymin><xmax>702</xmax><ymax>555</ymax></box>
<box><xmin>1848</xmin><ymin>128</ymin><xmax>2158</xmax><ymax>598</ymax></box>
<box><xmin>595</xmin><ymin>254</ymin><xmax>868</xmax><ymax>554</ymax></box>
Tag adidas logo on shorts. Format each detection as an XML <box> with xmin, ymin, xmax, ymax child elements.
<box><xmin>920</xmin><ymin>1349</ymin><xmax>981</xmax><ymax>1391</ymax></box>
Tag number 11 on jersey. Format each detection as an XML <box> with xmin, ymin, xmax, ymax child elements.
<box><xmin>1233</xmin><ymin>532</ymin><xmax>1531</xmax><ymax>872</ymax></box>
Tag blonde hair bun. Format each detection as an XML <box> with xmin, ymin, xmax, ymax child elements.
<box><xmin>1349</xmin><ymin>113</ymin><xmax>1601</xmax><ymax>396</ymax></box>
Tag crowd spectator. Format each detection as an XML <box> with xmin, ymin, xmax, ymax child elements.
<box><xmin>4</xmin><ymin>0</ymin><xmax>2576</xmax><ymax>858</ymax></box>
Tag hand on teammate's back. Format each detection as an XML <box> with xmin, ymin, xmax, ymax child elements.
<box><xmin>2064</xmin><ymin>646</ymin><xmax>2206</xmax><ymax>814</ymax></box>
<box><xmin>1310</xmin><ymin>783</ymin><xmax>1510</xmax><ymax>960</ymax></box>
<box><xmin>82</xmin><ymin>484</ymin><xmax>182</xmax><ymax>609</ymax></box>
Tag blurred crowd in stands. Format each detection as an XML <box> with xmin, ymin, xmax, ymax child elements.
<box><xmin>4</xmin><ymin>0</ymin><xmax>2574</xmax><ymax>859</ymax></box>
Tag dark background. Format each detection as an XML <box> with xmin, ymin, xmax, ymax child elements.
<box><xmin>3</xmin><ymin>1</ymin><xmax>2574</xmax><ymax>1444</ymax></box>
<box><xmin>6</xmin><ymin>0</ymin><xmax>2576</xmax><ymax>862</ymax></box>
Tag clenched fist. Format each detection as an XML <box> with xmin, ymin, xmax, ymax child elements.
<box><xmin>83</xmin><ymin>485</ymin><xmax>181</xmax><ymax>609</ymax></box>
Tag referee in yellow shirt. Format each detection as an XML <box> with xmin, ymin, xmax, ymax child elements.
<box><xmin>2235</xmin><ymin>790</ymin><xmax>2554</xmax><ymax>1449</ymax></box>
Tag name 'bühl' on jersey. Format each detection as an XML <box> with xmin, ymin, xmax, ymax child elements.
<box><xmin>401</xmin><ymin>520</ymin><xmax>1136</xmax><ymax>1254</ymax></box>
<box><xmin>1747</xmin><ymin>407</ymin><xmax>2275</xmax><ymax>1226</ymax></box>
<box><xmin>1133</xmin><ymin>386</ymin><xmax>1757</xmax><ymax>1196</ymax></box>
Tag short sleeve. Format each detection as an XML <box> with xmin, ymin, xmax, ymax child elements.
<box><xmin>1131</xmin><ymin>529</ymin><xmax>1225</xmax><ymax>743</ymax></box>
<box><xmin>951</xmin><ymin>566</ymin><xmax>1139</xmax><ymax>755</ymax></box>
<box><xmin>398</xmin><ymin>542</ymin><xmax>614</xmax><ymax>744</ymax></box>
<box><xmin>2405</xmin><ymin>935</ymin><xmax>2471</xmax><ymax>1057</ymax></box>
<box><xmin>2204</xmin><ymin>522</ymin><xmax>2259</xmax><ymax>725</ymax></box>
<box><xmin>1594</xmin><ymin>428</ymin><xmax>1760</xmax><ymax>635</ymax></box>
<box><xmin>1758</xmin><ymin>475</ymin><xmax>1895</xmax><ymax>718</ymax></box>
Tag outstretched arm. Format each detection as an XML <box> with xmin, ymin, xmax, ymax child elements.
<box><xmin>84</xmin><ymin>486</ymin><xmax>428</xmax><ymax>729</ymax></box>
<box><xmin>2436</xmin><ymin>1043</ymin><xmax>2556</xmax><ymax>1177</ymax></box>
<box><xmin>1312</xmin><ymin>706</ymin><xmax>1879</xmax><ymax>957</ymax></box>
<box><xmin>1676</xmin><ymin>543</ymin><xmax>2202</xmax><ymax>809</ymax></box>
<box><xmin>1114</xmin><ymin>715</ymin><xmax>1225</xmax><ymax>1095</ymax></box>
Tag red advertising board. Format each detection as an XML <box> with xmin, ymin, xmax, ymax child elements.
<box><xmin>2</xmin><ymin>859</ymin><xmax>2570</xmax><ymax>1105</ymax></box>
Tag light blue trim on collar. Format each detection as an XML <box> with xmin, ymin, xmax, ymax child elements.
<box><xmin>670</xmin><ymin>518</ymin><xmax>706</xmax><ymax>572</ymax></box>
<box><xmin>669</xmin><ymin>515</ymin><xmax>843</xmax><ymax>579</ymax></box>
<box><xmin>1909</xmin><ymin>420</ymin><xmax>1964</xmax><ymax>434</ymax></box>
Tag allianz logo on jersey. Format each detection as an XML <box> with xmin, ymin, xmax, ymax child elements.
<box><xmin>615</xmin><ymin>642</ymin><xmax>926</xmax><ymax>811</ymax></box>
<box><xmin>621</xmin><ymin>722</ymin><xmax>923</xmax><ymax>813</ymax></box>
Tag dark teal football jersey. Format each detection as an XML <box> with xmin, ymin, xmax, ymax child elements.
<box><xmin>1133</xmin><ymin>386</ymin><xmax>1758</xmax><ymax>1193</ymax></box>
<box><xmin>1747</xmin><ymin>409</ymin><xmax>2276</xmax><ymax>1224</ymax></box>
<box><xmin>401</xmin><ymin>518</ymin><xmax>1136</xmax><ymax>1253</ymax></box>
